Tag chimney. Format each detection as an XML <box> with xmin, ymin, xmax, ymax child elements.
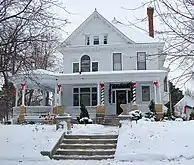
<box><xmin>147</xmin><ymin>7</ymin><xmax>154</xmax><ymax>38</ymax></box>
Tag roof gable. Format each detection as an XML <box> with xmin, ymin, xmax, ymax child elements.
<box><xmin>61</xmin><ymin>10</ymin><xmax>160</xmax><ymax>47</ymax></box>
<box><xmin>62</xmin><ymin>10</ymin><xmax>135</xmax><ymax>46</ymax></box>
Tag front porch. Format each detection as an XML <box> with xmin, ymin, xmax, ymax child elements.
<box><xmin>10</xmin><ymin>69</ymin><xmax>167</xmax><ymax>122</ymax></box>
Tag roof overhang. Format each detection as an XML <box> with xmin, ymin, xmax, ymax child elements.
<box><xmin>10</xmin><ymin>69</ymin><xmax>168</xmax><ymax>89</ymax></box>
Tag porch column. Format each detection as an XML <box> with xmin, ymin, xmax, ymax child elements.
<box><xmin>42</xmin><ymin>90</ymin><xmax>46</xmax><ymax>106</ymax></box>
<box><xmin>54</xmin><ymin>83</ymin><xmax>58</xmax><ymax>106</ymax></box>
<box><xmin>97</xmin><ymin>82</ymin><xmax>101</xmax><ymax>106</ymax></box>
<box><xmin>153</xmin><ymin>81</ymin><xmax>158</xmax><ymax>103</ymax></box>
<box><xmin>15</xmin><ymin>86</ymin><xmax>19</xmax><ymax>107</ymax></box>
<box><xmin>58</xmin><ymin>84</ymin><xmax>61</xmax><ymax>106</ymax></box>
<box><xmin>21</xmin><ymin>83</ymin><xmax>26</xmax><ymax>106</ymax></box>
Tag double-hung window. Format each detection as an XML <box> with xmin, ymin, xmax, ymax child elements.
<box><xmin>113</xmin><ymin>53</ymin><xmax>122</xmax><ymax>71</ymax></box>
<box><xmin>137</xmin><ymin>52</ymin><xmax>146</xmax><ymax>70</ymax></box>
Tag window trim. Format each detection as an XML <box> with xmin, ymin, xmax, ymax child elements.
<box><xmin>85</xmin><ymin>35</ymin><xmax>90</xmax><ymax>45</ymax></box>
<box><xmin>141</xmin><ymin>84</ymin><xmax>151</xmax><ymax>102</ymax></box>
<box><xmin>80</xmin><ymin>55</ymin><xmax>91</xmax><ymax>72</ymax></box>
<box><xmin>72</xmin><ymin>62</ymin><xmax>79</xmax><ymax>73</ymax></box>
<box><xmin>92</xmin><ymin>61</ymin><xmax>99</xmax><ymax>72</ymax></box>
<box><xmin>112</xmin><ymin>52</ymin><xmax>123</xmax><ymax>71</ymax></box>
<box><xmin>93</xmin><ymin>36</ymin><xmax>99</xmax><ymax>45</ymax></box>
<box><xmin>104</xmin><ymin>35</ymin><xmax>108</xmax><ymax>44</ymax></box>
<box><xmin>73</xmin><ymin>86</ymin><xmax>97</xmax><ymax>106</ymax></box>
<box><xmin>137</xmin><ymin>52</ymin><xmax>146</xmax><ymax>70</ymax></box>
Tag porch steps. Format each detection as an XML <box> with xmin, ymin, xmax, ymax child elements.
<box><xmin>103</xmin><ymin>115</ymin><xmax>120</xmax><ymax>126</ymax></box>
<box><xmin>52</xmin><ymin>134</ymin><xmax>118</xmax><ymax>160</ymax></box>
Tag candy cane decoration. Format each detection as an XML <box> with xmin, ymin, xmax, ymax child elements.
<box><xmin>100</xmin><ymin>83</ymin><xmax>105</xmax><ymax>105</ymax></box>
<box><xmin>132</xmin><ymin>82</ymin><xmax>136</xmax><ymax>105</ymax></box>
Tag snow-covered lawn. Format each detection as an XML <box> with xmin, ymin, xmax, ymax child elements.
<box><xmin>1</xmin><ymin>121</ymin><xmax>194</xmax><ymax>165</ymax></box>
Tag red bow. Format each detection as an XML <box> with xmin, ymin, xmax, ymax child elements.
<box><xmin>132</xmin><ymin>82</ymin><xmax>136</xmax><ymax>88</ymax></box>
<box><xmin>100</xmin><ymin>83</ymin><xmax>104</xmax><ymax>89</ymax></box>
<box><xmin>58</xmin><ymin>84</ymin><xmax>61</xmax><ymax>93</ymax></box>
<box><xmin>153</xmin><ymin>81</ymin><xmax>158</xmax><ymax>86</ymax></box>
<box><xmin>21</xmin><ymin>83</ymin><xmax>25</xmax><ymax>90</ymax></box>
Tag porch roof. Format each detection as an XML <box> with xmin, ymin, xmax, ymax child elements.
<box><xmin>10</xmin><ymin>69</ymin><xmax>168</xmax><ymax>90</ymax></box>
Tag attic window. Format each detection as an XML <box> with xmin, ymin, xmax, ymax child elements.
<box><xmin>93</xmin><ymin>36</ymin><xmax>99</xmax><ymax>45</ymax></box>
<box><xmin>85</xmin><ymin>35</ymin><xmax>90</xmax><ymax>45</ymax></box>
<box><xmin>104</xmin><ymin>35</ymin><xmax>108</xmax><ymax>44</ymax></box>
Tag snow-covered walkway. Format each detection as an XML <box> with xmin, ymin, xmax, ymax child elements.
<box><xmin>0</xmin><ymin>121</ymin><xmax>194</xmax><ymax>165</ymax></box>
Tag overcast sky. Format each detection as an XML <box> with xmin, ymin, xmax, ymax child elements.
<box><xmin>60</xmin><ymin>0</ymin><xmax>160</xmax><ymax>39</ymax></box>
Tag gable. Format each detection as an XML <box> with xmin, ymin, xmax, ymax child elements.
<box><xmin>63</xmin><ymin>11</ymin><xmax>134</xmax><ymax>46</ymax></box>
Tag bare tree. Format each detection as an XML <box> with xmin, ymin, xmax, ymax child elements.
<box><xmin>124</xmin><ymin>0</ymin><xmax>194</xmax><ymax>87</ymax></box>
<box><xmin>0</xmin><ymin>0</ymin><xmax>69</xmax><ymax>120</ymax></box>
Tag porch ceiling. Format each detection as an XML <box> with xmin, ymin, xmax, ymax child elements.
<box><xmin>10</xmin><ymin>69</ymin><xmax>168</xmax><ymax>89</ymax></box>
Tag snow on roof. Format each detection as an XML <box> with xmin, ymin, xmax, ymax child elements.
<box><xmin>184</xmin><ymin>95</ymin><xmax>194</xmax><ymax>107</ymax></box>
<box><xmin>15</xmin><ymin>69</ymin><xmax>167</xmax><ymax>79</ymax></box>
<box><xmin>111</xmin><ymin>18</ymin><xmax>160</xmax><ymax>43</ymax></box>
<box><xmin>61</xmin><ymin>10</ymin><xmax>163</xmax><ymax>45</ymax></box>
<box><xmin>17</xmin><ymin>69</ymin><xmax>58</xmax><ymax>76</ymax></box>
<box><xmin>175</xmin><ymin>95</ymin><xmax>194</xmax><ymax>108</ymax></box>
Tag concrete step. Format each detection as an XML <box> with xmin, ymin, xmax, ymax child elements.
<box><xmin>52</xmin><ymin>154</ymin><xmax>114</xmax><ymax>160</ymax></box>
<box><xmin>55</xmin><ymin>149</ymin><xmax>116</xmax><ymax>156</ymax></box>
<box><xmin>62</xmin><ymin>139</ymin><xmax>117</xmax><ymax>144</ymax></box>
<box><xmin>59</xmin><ymin>143</ymin><xmax>117</xmax><ymax>150</ymax></box>
<box><xmin>64</xmin><ymin>134</ymin><xmax>118</xmax><ymax>139</ymax></box>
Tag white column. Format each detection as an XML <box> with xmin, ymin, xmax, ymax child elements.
<box><xmin>58</xmin><ymin>90</ymin><xmax>61</xmax><ymax>106</ymax></box>
<box><xmin>158</xmin><ymin>85</ymin><xmax>162</xmax><ymax>103</ymax></box>
<box><xmin>54</xmin><ymin>84</ymin><xmax>58</xmax><ymax>106</ymax></box>
<box><xmin>15</xmin><ymin>86</ymin><xmax>19</xmax><ymax>107</ymax></box>
<box><xmin>154</xmin><ymin>81</ymin><xmax>158</xmax><ymax>103</ymax></box>
<box><xmin>42</xmin><ymin>91</ymin><xmax>46</xmax><ymax>106</ymax></box>
<box><xmin>21</xmin><ymin>84</ymin><xmax>26</xmax><ymax>106</ymax></box>
<box><xmin>97</xmin><ymin>82</ymin><xmax>101</xmax><ymax>106</ymax></box>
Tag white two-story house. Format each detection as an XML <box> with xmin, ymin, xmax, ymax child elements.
<box><xmin>11</xmin><ymin>9</ymin><xmax>169</xmax><ymax>119</ymax></box>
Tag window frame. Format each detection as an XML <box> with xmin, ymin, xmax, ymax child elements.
<box><xmin>72</xmin><ymin>62</ymin><xmax>79</xmax><ymax>73</ymax></box>
<box><xmin>104</xmin><ymin>35</ymin><xmax>108</xmax><ymax>44</ymax></box>
<box><xmin>92</xmin><ymin>61</ymin><xmax>98</xmax><ymax>72</ymax></box>
<box><xmin>141</xmin><ymin>85</ymin><xmax>151</xmax><ymax>102</ymax></box>
<box><xmin>137</xmin><ymin>52</ymin><xmax>146</xmax><ymax>70</ymax></box>
<box><xmin>113</xmin><ymin>53</ymin><xmax>122</xmax><ymax>71</ymax></box>
<box><xmin>93</xmin><ymin>36</ymin><xmax>99</xmax><ymax>45</ymax></box>
<box><xmin>80</xmin><ymin>55</ymin><xmax>91</xmax><ymax>72</ymax></box>
<box><xmin>73</xmin><ymin>87</ymin><xmax>97</xmax><ymax>106</ymax></box>
<box><xmin>85</xmin><ymin>35</ymin><xmax>90</xmax><ymax>45</ymax></box>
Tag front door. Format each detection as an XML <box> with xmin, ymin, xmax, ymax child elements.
<box><xmin>116</xmin><ymin>90</ymin><xmax>127</xmax><ymax>115</ymax></box>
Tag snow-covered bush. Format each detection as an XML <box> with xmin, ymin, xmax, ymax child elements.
<box><xmin>77</xmin><ymin>104</ymin><xmax>93</xmax><ymax>124</ymax></box>
<box><xmin>129</xmin><ymin>110</ymin><xmax>142</xmax><ymax>121</ymax></box>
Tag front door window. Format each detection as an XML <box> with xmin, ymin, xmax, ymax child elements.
<box><xmin>116</xmin><ymin>90</ymin><xmax>127</xmax><ymax>115</ymax></box>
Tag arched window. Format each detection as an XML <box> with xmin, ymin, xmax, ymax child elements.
<box><xmin>81</xmin><ymin>55</ymin><xmax>90</xmax><ymax>72</ymax></box>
